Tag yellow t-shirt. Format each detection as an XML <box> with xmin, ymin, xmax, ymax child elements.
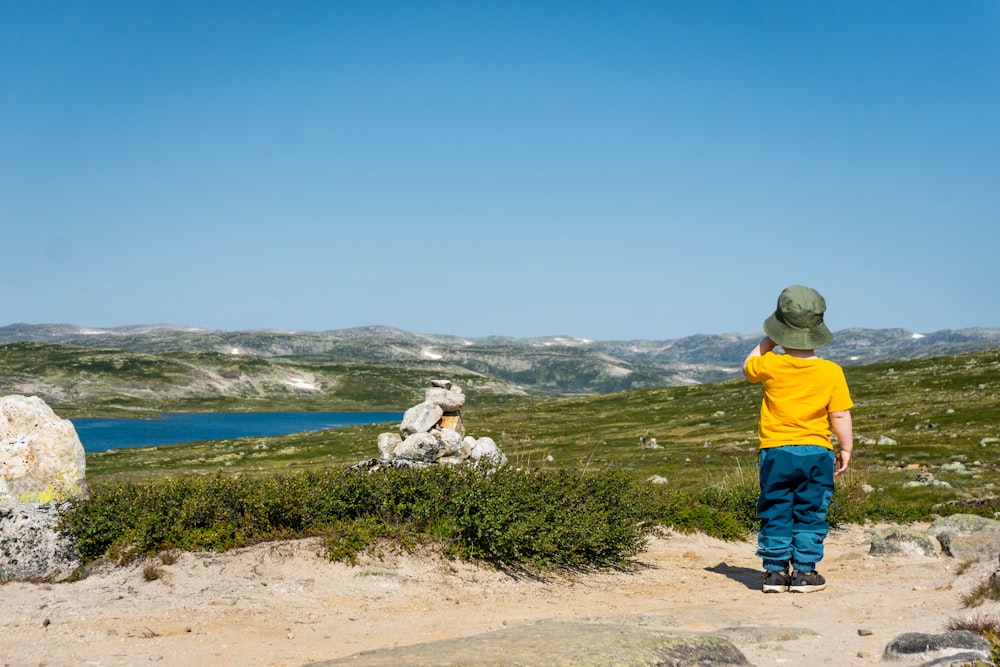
<box><xmin>744</xmin><ymin>352</ymin><xmax>854</xmax><ymax>450</ymax></box>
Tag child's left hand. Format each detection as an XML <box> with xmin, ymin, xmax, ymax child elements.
<box><xmin>834</xmin><ymin>450</ymin><xmax>851</xmax><ymax>476</ymax></box>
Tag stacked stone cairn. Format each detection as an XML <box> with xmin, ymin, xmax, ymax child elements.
<box><xmin>352</xmin><ymin>380</ymin><xmax>507</xmax><ymax>471</ymax></box>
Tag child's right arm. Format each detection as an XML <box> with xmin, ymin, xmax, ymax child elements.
<box><xmin>742</xmin><ymin>337</ymin><xmax>776</xmax><ymax>377</ymax></box>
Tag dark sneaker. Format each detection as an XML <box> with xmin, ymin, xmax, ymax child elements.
<box><xmin>789</xmin><ymin>570</ymin><xmax>827</xmax><ymax>593</ymax></box>
<box><xmin>762</xmin><ymin>569</ymin><xmax>790</xmax><ymax>593</ymax></box>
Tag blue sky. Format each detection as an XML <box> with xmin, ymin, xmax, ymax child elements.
<box><xmin>2</xmin><ymin>1</ymin><xmax>998</xmax><ymax>340</ymax></box>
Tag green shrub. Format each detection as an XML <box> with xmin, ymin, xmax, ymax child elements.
<box><xmin>59</xmin><ymin>482</ymin><xmax>147</xmax><ymax>561</ymax></box>
<box><xmin>321</xmin><ymin>516</ymin><xmax>403</xmax><ymax>564</ymax></box>
<box><xmin>443</xmin><ymin>466</ymin><xmax>654</xmax><ymax>568</ymax></box>
<box><xmin>61</xmin><ymin>466</ymin><xmax>660</xmax><ymax>570</ymax></box>
<box><xmin>690</xmin><ymin>467</ymin><xmax>760</xmax><ymax>533</ymax></box>
<box><xmin>650</xmin><ymin>493</ymin><xmax>749</xmax><ymax>541</ymax></box>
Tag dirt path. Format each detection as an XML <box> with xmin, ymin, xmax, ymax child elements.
<box><xmin>1</xmin><ymin>523</ymin><xmax>995</xmax><ymax>666</ymax></box>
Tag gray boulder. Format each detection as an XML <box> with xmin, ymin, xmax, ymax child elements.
<box><xmin>0</xmin><ymin>501</ymin><xmax>80</xmax><ymax>582</ymax></box>
<box><xmin>883</xmin><ymin>630</ymin><xmax>989</xmax><ymax>663</ymax></box>
<box><xmin>1</xmin><ymin>395</ymin><xmax>87</xmax><ymax>503</ymax></box>
<box><xmin>869</xmin><ymin>528</ymin><xmax>938</xmax><ymax>557</ymax></box>
<box><xmin>928</xmin><ymin>514</ymin><xmax>1000</xmax><ymax>561</ymax></box>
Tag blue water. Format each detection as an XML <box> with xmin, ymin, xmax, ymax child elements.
<box><xmin>71</xmin><ymin>412</ymin><xmax>403</xmax><ymax>453</ymax></box>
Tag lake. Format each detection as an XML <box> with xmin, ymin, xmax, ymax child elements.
<box><xmin>71</xmin><ymin>412</ymin><xmax>403</xmax><ymax>453</ymax></box>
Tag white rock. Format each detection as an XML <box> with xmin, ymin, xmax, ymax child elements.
<box><xmin>469</xmin><ymin>437</ymin><xmax>507</xmax><ymax>467</ymax></box>
<box><xmin>394</xmin><ymin>433</ymin><xmax>439</xmax><ymax>461</ymax></box>
<box><xmin>424</xmin><ymin>388</ymin><xmax>466</xmax><ymax>412</ymax></box>
<box><xmin>1</xmin><ymin>395</ymin><xmax>87</xmax><ymax>503</ymax></box>
<box><xmin>399</xmin><ymin>402</ymin><xmax>444</xmax><ymax>437</ymax></box>
<box><xmin>433</xmin><ymin>428</ymin><xmax>464</xmax><ymax>457</ymax></box>
<box><xmin>377</xmin><ymin>432</ymin><xmax>402</xmax><ymax>460</ymax></box>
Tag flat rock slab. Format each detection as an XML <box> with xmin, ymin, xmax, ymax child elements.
<box><xmin>305</xmin><ymin>619</ymin><xmax>751</xmax><ymax>666</ymax></box>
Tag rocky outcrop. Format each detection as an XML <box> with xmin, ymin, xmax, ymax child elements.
<box><xmin>927</xmin><ymin>514</ymin><xmax>1000</xmax><ymax>561</ymax></box>
<box><xmin>0</xmin><ymin>501</ymin><xmax>80</xmax><ymax>582</ymax></box>
<box><xmin>353</xmin><ymin>380</ymin><xmax>507</xmax><ymax>471</ymax></box>
<box><xmin>304</xmin><ymin>619</ymin><xmax>752</xmax><ymax>666</ymax></box>
<box><xmin>1</xmin><ymin>395</ymin><xmax>87</xmax><ymax>503</ymax></box>
<box><xmin>869</xmin><ymin>527</ymin><xmax>938</xmax><ymax>557</ymax></box>
<box><xmin>866</xmin><ymin>515</ymin><xmax>1000</xmax><ymax>564</ymax></box>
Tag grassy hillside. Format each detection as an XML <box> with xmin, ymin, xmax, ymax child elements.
<box><xmin>83</xmin><ymin>349</ymin><xmax>1000</xmax><ymax>515</ymax></box>
<box><xmin>0</xmin><ymin>342</ymin><xmax>520</xmax><ymax>417</ymax></box>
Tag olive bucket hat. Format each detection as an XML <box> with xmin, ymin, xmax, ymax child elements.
<box><xmin>763</xmin><ymin>285</ymin><xmax>834</xmax><ymax>350</ymax></box>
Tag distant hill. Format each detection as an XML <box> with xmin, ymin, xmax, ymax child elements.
<box><xmin>1</xmin><ymin>323</ymin><xmax>998</xmax><ymax>399</ymax></box>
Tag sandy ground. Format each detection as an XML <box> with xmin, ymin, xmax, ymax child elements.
<box><xmin>1</xmin><ymin>523</ymin><xmax>996</xmax><ymax>667</ymax></box>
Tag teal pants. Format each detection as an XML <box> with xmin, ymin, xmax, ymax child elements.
<box><xmin>756</xmin><ymin>445</ymin><xmax>835</xmax><ymax>572</ymax></box>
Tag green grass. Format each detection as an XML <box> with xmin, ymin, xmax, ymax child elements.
<box><xmin>0</xmin><ymin>342</ymin><xmax>517</xmax><ymax>417</ymax></box>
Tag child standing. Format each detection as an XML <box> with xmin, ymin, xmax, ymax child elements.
<box><xmin>743</xmin><ymin>285</ymin><xmax>854</xmax><ymax>593</ymax></box>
